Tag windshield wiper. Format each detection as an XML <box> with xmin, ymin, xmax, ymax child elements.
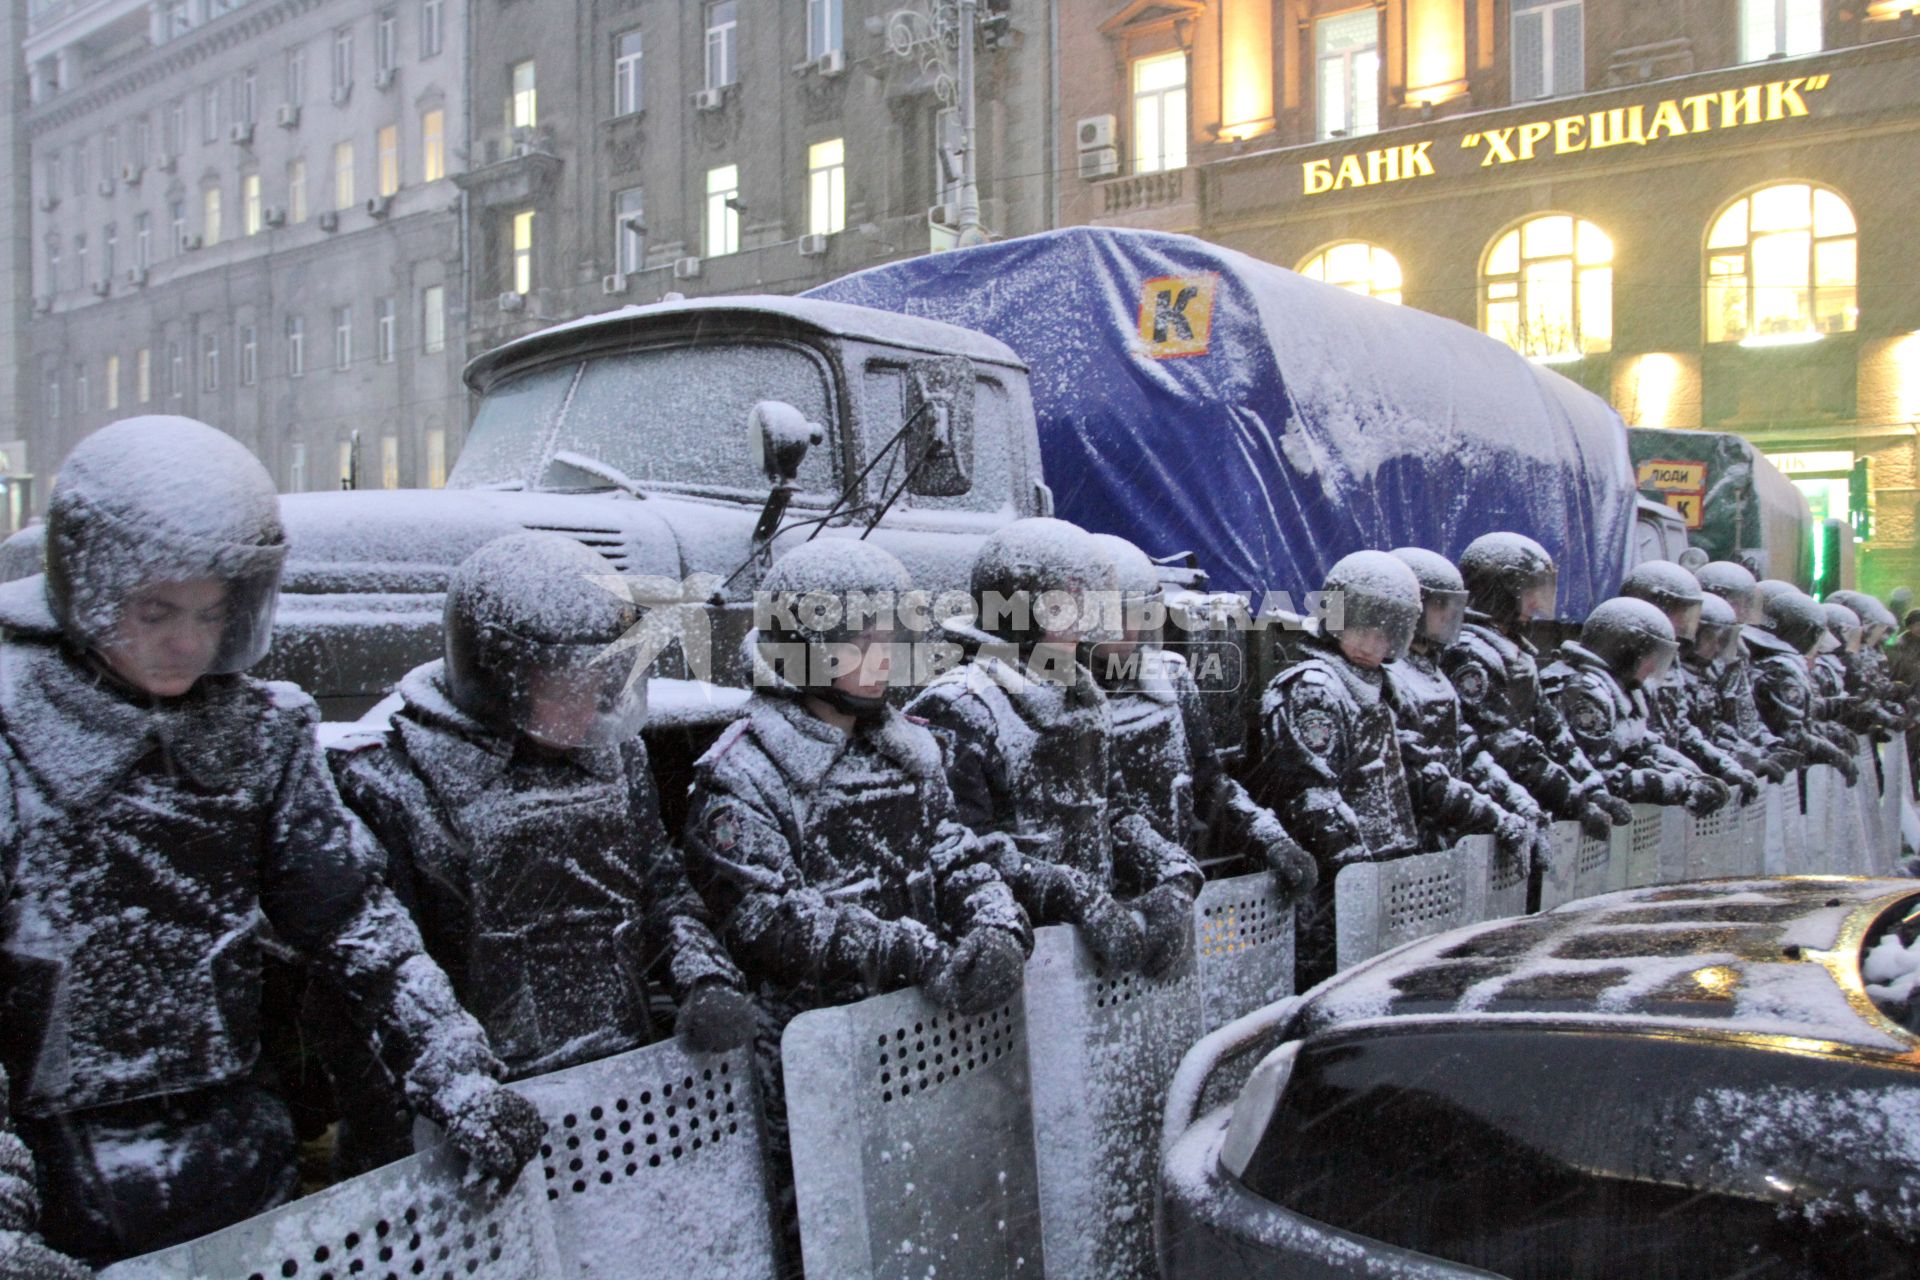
<box><xmin>550</xmin><ymin>450</ymin><xmax>650</xmax><ymax>500</ymax></box>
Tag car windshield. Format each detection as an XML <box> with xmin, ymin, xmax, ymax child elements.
<box><xmin>449</xmin><ymin>340</ymin><xmax>838</xmax><ymax>497</ymax></box>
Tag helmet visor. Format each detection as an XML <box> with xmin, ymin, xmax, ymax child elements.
<box><xmin>1519</xmin><ymin>569</ymin><xmax>1558</xmax><ymax>621</ymax></box>
<box><xmin>1633</xmin><ymin>637</ymin><xmax>1679</xmax><ymax>686</ymax></box>
<box><xmin>1420</xmin><ymin>590</ymin><xmax>1468</xmax><ymax>647</ymax></box>
<box><xmin>506</xmin><ymin>641</ymin><xmax>648</xmax><ymax>750</ymax></box>
<box><xmin>1667</xmin><ymin>601</ymin><xmax>1702</xmax><ymax>643</ymax></box>
<box><xmin>1691</xmin><ymin>623</ymin><xmax>1734</xmax><ymax>666</ymax></box>
<box><xmin>1812</xmin><ymin>629</ymin><xmax>1842</xmax><ymax>656</ymax></box>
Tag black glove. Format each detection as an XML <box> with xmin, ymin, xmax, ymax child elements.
<box><xmin>1579</xmin><ymin>801</ymin><xmax>1615</xmax><ymax>842</ymax></box>
<box><xmin>1733</xmin><ymin>770</ymin><xmax>1761</xmax><ymax>805</ymax></box>
<box><xmin>674</xmin><ymin>980</ymin><xmax>757</xmax><ymax>1053</ymax></box>
<box><xmin>875</xmin><ymin>917</ymin><xmax>950</xmax><ymax>989</ymax></box>
<box><xmin>1839</xmin><ymin>755</ymin><xmax>1862</xmax><ymax>787</ymax></box>
<box><xmin>0</xmin><ymin>1232</ymin><xmax>91</xmax><ymax>1280</ymax></box>
<box><xmin>1684</xmin><ymin>775</ymin><xmax>1731</xmax><ymax>816</ymax></box>
<box><xmin>1753</xmin><ymin>754</ymin><xmax>1787</xmax><ymax>784</ymax></box>
<box><xmin>1074</xmin><ymin>891</ymin><xmax>1144</xmax><ymax>974</ymax></box>
<box><xmin>442</xmin><ymin>1082</ymin><xmax>546</xmax><ymax>1186</ymax></box>
<box><xmin>1493</xmin><ymin>809</ymin><xmax>1535</xmax><ymax>860</ymax></box>
<box><xmin>1602</xmin><ymin>794</ymin><xmax>1635</xmax><ymax>826</ymax></box>
<box><xmin>927</xmin><ymin>926</ymin><xmax>1027</xmax><ymax>1016</ymax></box>
<box><xmin>1132</xmin><ymin>883</ymin><xmax>1196</xmax><ymax>981</ymax></box>
<box><xmin>1257</xmin><ymin>828</ymin><xmax>1318</xmax><ymax>902</ymax></box>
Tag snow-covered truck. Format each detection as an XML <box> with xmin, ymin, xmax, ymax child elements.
<box><xmin>1627</xmin><ymin>426</ymin><xmax>1815</xmax><ymax>587</ymax></box>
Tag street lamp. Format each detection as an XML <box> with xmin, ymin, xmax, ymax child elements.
<box><xmin>885</xmin><ymin>0</ymin><xmax>1003</xmax><ymax>248</ymax></box>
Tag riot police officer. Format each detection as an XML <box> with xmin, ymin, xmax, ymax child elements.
<box><xmin>1250</xmin><ymin>551</ymin><xmax>1424</xmax><ymax>986</ymax></box>
<box><xmin>1812</xmin><ymin>601</ymin><xmax>1876</xmax><ymax>745</ymax></box>
<box><xmin>1694</xmin><ymin>561</ymin><xmax>1800</xmax><ymax>775</ymax></box>
<box><xmin>1541</xmin><ymin>598</ymin><xmax>1730</xmax><ymax>813</ymax></box>
<box><xmin>684</xmin><ymin>538</ymin><xmax>1032</xmax><ymax>1276</ymax></box>
<box><xmin>1382</xmin><ymin>547</ymin><xmax>1541</xmax><ymax>864</ymax></box>
<box><xmin>1619</xmin><ymin>562</ymin><xmax>1761</xmax><ymax>802</ymax></box>
<box><xmin>1677</xmin><ymin>593</ymin><xmax>1788</xmax><ymax>785</ymax></box>
<box><xmin>1085</xmin><ymin>535</ymin><xmax>1316</xmax><ymax>913</ymax></box>
<box><xmin>0</xmin><ymin>418</ymin><xmax>541</xmax><ymax>1269</ymax></box>
<box><xmin>1442</xmin><ymin>533</ymin><xmax>1627</xmax><ymax>840</ymax></box>
<box><xmin>1748</xmin><ymin>588</ymin><xmax>1860</xmax><ymax>782</ymax></box>
<box><xmin>907</xmin><ymin>519</ymin><xmax>1165</xmax><ymax>975</ymax></box>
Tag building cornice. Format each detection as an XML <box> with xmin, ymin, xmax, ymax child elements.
<box><xmin>27</xmin><ymin>0</ymin><xmax>333</xmax><ymax>139</ymax></box>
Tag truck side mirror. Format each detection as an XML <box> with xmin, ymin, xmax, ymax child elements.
<box><xmin>750</xmin><ymin>400</ymin><xmax>824</xmax><ymax>485</ymax></box>
<box><xmin>903</xmin><ymin>357</ymin><xmax>975</xmax><ymax>498</ymax></box>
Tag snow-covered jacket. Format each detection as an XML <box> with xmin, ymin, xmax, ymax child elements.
<box><xmin>1646</xmin><ymin>672</ymin><xmax>1759</xmax><ymax>795</ymax></box>
<box><xmin>0</xmin><ymin>637</ymin><xmax>504</xmax><ymax>1127</ymax></box>
<box><xmin>1250</xmin><ymin>630</ymin><xmax>1419</xmax><ymax>868</ymax></box>
<box><xmin>1089</xmin><ymin>646</ymin><xmax>1214</xmax><ymax>895</ymax></box>
<box><xmin>1539</xmin><ymin>642</ymin><xmax>1698</xmax><ymax>805</ymax></box>
<box><xmin>1681</xmin><ymin>652</ymin><xmax>1782</xmax><ymax>773</ymax></box>
<box><xmin>1443</xmin><ymin>616</ymin><xmax>1608</xmax><ymax>819</ymax></box>
<box><xmin>1383</xmin><ymin>646</ymin><xmax>1511</xmax><ymax>850</ymax></box>
<box><xmin>330</xmin><ymin>660</ymin><xmax>742</xmax><ymax>1078</ymax></box>
<box><xmin>685</xmin><ymin>653</ymin><xmax>1027</xmax><ymax>1008</ymax></box>
<box><xmin>1743</xmin><ymin>627</ymin><xmax>1856</xmax><ymax>771</ymax></box>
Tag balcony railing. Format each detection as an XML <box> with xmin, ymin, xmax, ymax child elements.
<box><xmin>1098</xmin><ymin>167</ymin><xmax>1189</xmax><ymax>217</ymax></box>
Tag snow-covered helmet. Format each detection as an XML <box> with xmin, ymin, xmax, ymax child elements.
<box><xmin>1829</xmin><ymin>590</ymin><xmax>1894</xmax><ymax>645</ymax></box>
<box><xmin>1581</xmin><ymin>597</ymin><xmax>1679</xmax><ymax>688</ymax></box>
<box><xmin>1390</xmin><ymin>546</ymin><xmax>1468</xmax><ymax>647</ymax></box>
<box><xmin>1322</xmin><ymin>551</ymin><xmax>1421</xmax><ymax>667</ymax></box>
<box><xmin>1619</xmin><ymin>561</ymin><xmax>1705</xmax><ymax>642</ymax></box>
<box><xmin>1088</xmin><ymin>533</ymin><xmax>1164</xmax><ymax>640</ymax></box>
<box><xmin>1756</xmin><ymin>579</ymin><xmax>1803</xmax><ymax>610</ymax></box>
<box><xmin>970</xmin><ymin>518</ymin><xmax>1118</xmax><ymax>649</ymax></box>
<box><xmin>443</xmin><ymin>531</ymin><xmax>647</xmax><ymax>748</ymax></box>
<box><xmin>1761</xmin><ymin>589</ymin><xmax>1837</xmax><ymax>657</ymax></box>
<box><xmin>1458</xmin><ymin>532</ymin><xmax>1557</xmax><ymax>627</ymax></box>
<box><xmin>1822</xmin><ymin>601</ymin><xmax>1863</xmax><ymax>652</ymax></box>
<box><xmin>756</xmin><ymin>538</ymin><xmax>915</xmax><ymax>718</ymax></box>
<box><xmin>1696</xmin><ymin>561</ymin><xmax>1761</xmax><ymax>625</ymax></box>
<box><xmin>40</xmin><ymin>416</ymin><xmax>287</xmax><ymax>673</ymax></box>
<box><xmin>1689</xmin><ymin>592</ymin><xmax>1740</xmax><ymax>666</ymax></box>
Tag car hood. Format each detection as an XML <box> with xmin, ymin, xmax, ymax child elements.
<box><xmin>1294</xmin><ymin>877</ymin><xmax>1920</xmax><ymax>1058</ymax></box>
<box><xmin>278</xmin><ymin>487</ymin><xmax>759</xmax><ymax>594</ymax></box>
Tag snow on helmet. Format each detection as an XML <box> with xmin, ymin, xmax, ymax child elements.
<box><xmin>1762</xmin><ymin>589</ymin><xmax>1837</xmax><ymax>656</ymax></box>
<box><xmin>970</xmin><ymin>517</ymin><xmax>1118</xmax><ymax>647</ymax></box>
<box><xmin>1822</xmin><ymin>601</ymin><xmax>1863</xmax><ymax>651</ymax></box>
<box><xmin>1581</xmin><ymin>596</ymin><xmax>1679</xmax><ymax>687</ymax></box>
<box><xmin>443</xmin><ymin>531</ymin><xmax>647</xmax><ymax>749</ymax></box>
<box><xmin>1829</xmin><ymin>590</ymin><xmax>1894</xmax><ymax>641</ymax></box>
<box><xmin>1690</xmin><ymin>592</ymin><xmax>1740</xmax><ymax>665</ymax></box>
<box><xmin>39</xmin><ymin>416</ymin><xmax>286</xmax><ymax>673</ymax></box>
<box><xmin>1322</xmin><ymin>551</ymin><xmax>1421</xmax><ymax>667</ymax></box>
<box><xmin>1695</xmin><ymin>560</ymin><xmax>1760</xmax><ymax>625</ymax></box>
<box><xmin>1620</xmin><ymin>561</ymin><xmax>1705</xmax><ymax>642</ymax></box>
<box><xmin>1458</xmin><ymin>533</ymin><xmax>1557</xmax><ymax>626</ymax></box>
<box><xmin>1088</xmin><ymin>533</ymin><xmax>1164</xmax><ymax>639</ymax></box>
<box><xmin>756</xmin><ymin>538</ymin><xmax>915</xmax><ymax>718</ymax></box>
<box><xmin>1391</xmin><ymin>547</ymin><xmax>1468</xmax><ymax>647</ymax></box>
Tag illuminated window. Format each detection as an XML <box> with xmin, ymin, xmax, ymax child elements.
<box><xmin>1316</xmin><ymin>9</ymin><xmax>1379</xmax><ymax>141</ymax></box>
<box><xmin>243</xmin><ymin>173</ymin><xmax>262</xmax><ymax>235</ymax></box>
<box><xmin>377</xmin><ymin>124</ymin><xmax>399</xmax><ymax>197</ymax></box>
<box><xmin>1481</xmin><ymin>214</ymin><xmax>1613</xmax><ymax>361</ymax></box>
<box><xmin>705</xmin><ymin>164</ymin><xmax>739</xmax><ymax>257</ymax></box>
<box><xmin>136</xmin><ymin>347</ymin><xmax>151</xmax><ymax>403</ymax></box>
<box><xmin>1741</xmin><ymin>0</ymin><xmax>1822</xmax><ymax>63</ymax></box>
<box><xmin>511</xmin><ymin>209</ymin><xmax>534</xmax><ymax>293</ymax></box>
<box><xmin>381</xmin><ymin>434</ymin><xmax>399</xmax><ymax>489</ymax></box>
<box><xmin>334</xmin><ymin>141</ymin><xmax>355</xmax><ymax>210</ymax></box>
<box><xmin>105</xmin><ymin>354</ymin><xmax>120</xmax><ymax>410</ymax></box>
<box><xmin>1512</xmin><ymin>0</ymin><xmax>1582</xmax><ymax>101</ymax></box>
<box><xmin>509</xmin><ymin>60</ymin><xmax>537</xmax><ymax>130</ymax></box>
<box><xmin>807</xmin><ymin>139</ymin><xmax>844</xmax><ymax>237</ymax></box>
<box><xmin>1297</xmin><ymin>241</ymin><xmax>1403</xmax><ymax>304</ymax></box>
<box><xmin>425</xmin><ymin>428</ymin><xmax>447</xmax><ymax>488</ymax></box>
<box><xmin>1131</xmin><ymin>52</ymin><xmax>1188</xmax><ymax>174</ymax></box>
<box><xmin>202</xmin><ymin>186</ymin><xmax>222</xmax><ymax>247</ymax></box>
<box><xmin>1705</xmin><ymin>183</ymin><xmax>1857</xmax><ymax>345</ymax></box>
<box><xmin>422</xmin><ymin>109</ymin><xmax>445</xmax><ymax>181</ymax></box>
<box><xmin>422</xmin><ymin>284</ymin><xmax>445</xmax><ymax>353</ymax></box>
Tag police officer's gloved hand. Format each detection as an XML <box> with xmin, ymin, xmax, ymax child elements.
<box><xmin>1493</xmin><ymin>809</ymin><xmax>1535</xmax><ymax>861</ymax></box>
<box><xmin>1679</xmin><ymin>775</ymin><xmax>1730</xmax><ymax>816</ymax></box>
<box><xmin>927</xmin><ymin>925</ymin><xmax>1027</xmax><ymax>1016</ymax></box>
<box><xmin>1578</xmin><ymin>802</ymin><xmax>1616</xmax><ymax>843</ymax></box>
<box><xmin>1733</xmin><ymin>769</ymin><xmax>1762</xmax><ymax>805</ymax></box>
<box><xmin>0</xmin><ymin>1231</ymin><xmax>91</xmax><ymax>1280</ymax></box>
<box><xmin>1259</xmin><ymin>831</ymin><xmax>1318</xmax><ymax>903</ymax></box>
<box><xmin>875</xmin><ymin>917</ymin><xmax>951</xmax><ymax>989</ymax></box>
<box><xmin>1131</xmin><ymin>883</ymin><xmax>1196</xmax><ymax>981</ymax></box>
<box><xmin>1603</xmin><ymin>793</ymin><xmax>1635</xmax><ymax>826</ymax></box>
<box><xmin>442</xmin><ymin>1081</ymin><xmax>546</xmax><ymax>1186</ymax></box>
<box><xmin>1753</xmin><ymin>753</ymin><xmax>1788</xmax><ymax>784</ymax></box>
<box><xmin>1770</xmin><ymin>748</ymin><xmax>1804</xmax><ymax>776</ymax></box>
<box><xmin>675</xmin><ymin>979</ymin><xmax>757</xmax><ymax>1054</ymax></box>
<box><xmin>1073</xmin><ymin>890</ymin><xmax>1144</xmax><ymax>975</ymax></box>
<box><xmin>1839</xmin><ymin>754</ymin><xmax>1862</xmax><ymax>787</ymax></box>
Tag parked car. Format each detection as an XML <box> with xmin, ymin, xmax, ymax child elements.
<box><xmin>1159</xmin><ymin>876</ymin><xmax>1920</xmax><ymax>1279</ymax></box>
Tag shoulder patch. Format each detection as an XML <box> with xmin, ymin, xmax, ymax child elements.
<box><xmin>1285</xmin><ymin>679</ymin><xmax>1341</xmax><ymax>755</ymax></box>
<box><xmin>703</xmin><ymin>801</ymin><xmax>745</xmax><ymax>853</ymax></box>
<box><xmin>1451</xmin><ymin>661</ymin><xmax>1490</xmax><ymax>705</ymax></box>
<box><xmin>1564</xmin><ymin>689</ymin><xmax>1611</xmax><ymax>737</ymax></box>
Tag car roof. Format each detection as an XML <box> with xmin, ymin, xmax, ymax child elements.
<box><xmin>464</xmin><ymin>294</ymin><xmax>1027</xmax><ymax>392</ymax></box>
<box><xmin>1294</xmin><ymin>877</ymin><xmax>1920</xmax><ymax>1059</ymax></box>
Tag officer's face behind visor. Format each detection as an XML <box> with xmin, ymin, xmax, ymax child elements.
<box><xmin>1632</xmin><ymin>639</ymin><xmax>1679</xmax><ymax>688</ymax></box>
<box><xmin>1338</xmin><ymin>616</ymin><xmax>1415</xmax><ymax>669</ymax></box>
<box><xmin>1667</xmin><ymin>601</ymin><xmax>1702</xmax><ymax>642</ymax></box>
<box><xmin>1421</xmin><ymin>591</ymin><xmax>1467</xmax><ymax>647</ymax></box>
<box><xmin>1691</xmin><ymin>623</ymin><xmax>1733</xmax><ymax>666</ymax></box>
<box><xmin>1520</xmin><ymin>570</ymin><xmax>1558</xmax><ymax>622</ymax></box>
<box><xmin>514</xmin><ymin>645</ymin><xmax>648</xmax><ymax>751</ymax></box>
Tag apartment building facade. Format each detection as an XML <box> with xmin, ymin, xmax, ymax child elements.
<box><xmin>20</xmin><ymin>0</ymin><xmax>473</xmax><ymax>516</ymax></box>
<box><xmin>1062</xmin><ymin>0</ymin><xmax>1920</xmax><ymax>594</ymax></box>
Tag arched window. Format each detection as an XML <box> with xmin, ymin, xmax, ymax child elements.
<box><xmin>1481</xmin><ymin>214</ymin><xmax>1612</xmax><ymax>362</ymax></box>
<box><xmin>1297</xmin><ymin>241</ymin><xmax>1403</xmax><ymax>304</ymax></box>
<box><xmin>1705</xmin><ymin>182</ymin><xmax>1857</xmax><ymax>345</ymax></box>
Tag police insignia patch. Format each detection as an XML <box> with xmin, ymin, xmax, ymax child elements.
<box><xmin>1452</xmin><ymin>664</ymin><xmax>1489</xmax><ymax>704</ymax></box>
<box><xmin>1297</xmin><ymin>708</ymin><xmax>1338</xmax><ymax>755</ymax></box>
<box><xmin>1568</xmin><ymin>695</ymin><xmax>1608</xmax><ymax>737</ymax></box>
<box><xmin>1781</xmin><ymin>682</ymin><xmax>1806</xmax><ymax>708</ymax></box>
<box><xmin>707</xmin><ymin>806</ymin><xmax>741</xmax><ymax>852</ymax></box>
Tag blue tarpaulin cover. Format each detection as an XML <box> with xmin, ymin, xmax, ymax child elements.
<box><xmin>807</xmin><ymin>227</ymin><xmax>1635</xmax><ymax>619</ymax></box>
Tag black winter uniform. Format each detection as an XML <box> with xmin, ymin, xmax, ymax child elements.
<box><xmin>1744</xmin><ymin>627</ymin><xmax>1859</xmax><ymax>781</ymax></box>
<box><xmin>0</xmin><ymin>638</ymin><xmax>509</xmax><ymax>1266</ymax></box>
<box><xmin>1540</xmin><ymin>643</ymin><xmax>1703</xmax><ymax>806</ymax></box>
<box><xmin>1443</xmin><ymin>615</ymin><xmax>1612</xmax><ymax>822</ymax></box>
<box><xmin>1383</xmin><ymin>647</ymin><xmax>1527</xmax><ymax>852</ymax></box>
<box><xmin>1250</xmin><ymin>629</ymin><xmax>1419</xmax><ymax>985</ymax></box>
<box><xmin>1646</xmin><ymin>675</ymin><xmax>1761</xmax><ymax>801</ymax></box>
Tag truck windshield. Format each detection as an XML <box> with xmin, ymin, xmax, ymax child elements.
<box><xmin>449</xmin><ymin>340</ymin><xmax>838</xmax><ymax>496</ymax></box>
